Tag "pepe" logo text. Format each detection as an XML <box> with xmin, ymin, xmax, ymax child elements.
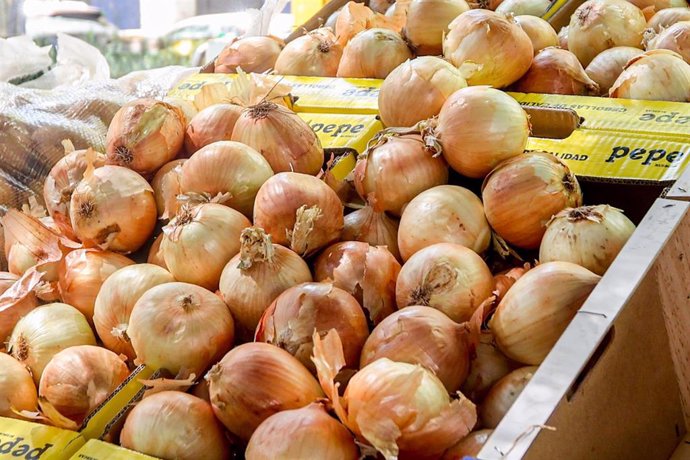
<box><xmin>605</xmin><ymin>146</ymin><xmax>686</xmax><ymax>166</ymax></box>
<box><xmin>0</xmin><ymin>437</ymin><xmax>53</xmax><ymax>459</ymax></box>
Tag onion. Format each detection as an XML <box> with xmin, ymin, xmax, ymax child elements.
<box><xmin>147</xmin><ymin>233</ymin><xmax>166</xmax><ymax>269</ymax></box>
<box><xmin>337</xmin><ymin>28</ymin><xmax>413</xmax><ymax>79</ymax></box>
<box><xmin>482</xmin><ymin>152</ymin><xmax>583</xmax><ymax>249</ymax></box>
<box><xmin>645</xmin><ymin>21</ymin><xmax>690</xmax><ymax>64</ymax></box>
<box><xmin>163</xmin><ymin>96</ymin><xmax>198</xmax><ymax>126</ymax></box>
<box><xmin>150</xmin><ymin>159</ymin><xmax>185</xmax><ymax>219</ymax></box>
<box><xmin>479</xmin><ymin>366</ymin><xmax>537</xmax><ymax>428</ymax></box>
<box><xmin>0</xmin><ymin>271</ymin><xmax>41</xmax><ymax>348</ymax></box>
<box><xmin>231</xmin><ymin>102</ymin><xmax>324</xmax><ymax>176</ymax></box>
<box><xmin>628</xmin><ymin>0</ymin><xmax>688</xmax><ymax>13</ymax></box>
<box><xmin>404</xmin><ymin>0</ymin><xmax>471</xmax><ymax>55</ymax></box>
<box><xmin>106</xmin><ymin>99</ymin><xmax>185</xmax><ymax>175</ymax></box>
<box><xmin>335</xmin><ymin>1</ymin><xmax>408</xmax><ymax>46</ymax></box>
<box><xmin>433</xmin><ymin>86</ymin><xmax>530</xmax><ymax>179</ymax></box>
<box><xmin>275</xmin><ymin>28</ymin><xmax>343</xmax><ymax>76</ymax></box>
<box><xmin>179</xmin><ymin>141</ymin><xmax>273</xmax><ymax>218</ymax></box>
<box><xmin>0</xmin><ymin>272</ymin><xmax>18</xmax><ymax>295</ymax></box>
<box><xmin>121</xmin><ymin>391</ymin><xmax>229</xmax><ymax>460</ymax></box>
<box><xmin>585</xmin><ymin>46</ymin><xmax>645</xmax><ymax>95</ymax></box>
<box><xmin>378</xmin><ymin>56</ymin><xmax>468</xmax><ymax>128</ymax></box>
<box><xmin>513</xmin><ymin>47</ymin><xmax>600</xmax><ymax>95</ymax></box>
<box><xmin>396</xmin><ymin>243</ymin><xmax>494</xmax><ymax>323</ymax></box>
<box><xmin>219</xmin><ymin>227</ymin><xmax>313</xmax><ymax>337</ymax></box>
<box><xmin>610</xmin><ymin>49</ymin><xmax>690</xmax><ymax>100</ymax></box>
<box><xmin>493</xmin><ymin>265</ymin><xmax>531</xmax><ymax>304</ymax></box>
<box><xmin>443</xmin><ymin>429</ymin><xmax>494</xmax><ymax>459</ymax></box>
<box><xmin>128</xmin><ymin>282</ymin><xmax>235</xmax><ymax>377</ymax></box>
<box><xmin>539</xmin><ymin>205</ymin><xmax>636</xmax><ymax>275</ymax></box>
<box><xmin>354</xmin><ymin>132</ymin><xmax>449</xmax><ymax>216</ymax></box>
<box><xmin>70</xmin><ymin>165</ymin><xmax>157</xmax><ymax>253</ymax></box>
<box><xmin>461</xmin><ymin>332</ymin><xmax>513</xmax><ymax>403</ymax></box>
<box><xmin>214</xmin><ymin>36</ymin><xmax>283</xmax><ymax>74</ymax></box>
<box><xmin>160</xmin><ymin>203</ymin><xmax>250</xmax><ymax>290</ymax></box>
<box><xmin>93</xmin><ymin>264</ymin><xmax>174</xmax><ymax>360</ymax></box>
<box><xmin>256</xmin><ymin>282</ymin><xmax>368</xmax><ymax>372</ymax></box>
<box><xmin>360</xmin><ymin>306</ymin><xmax>477</xmax><ymax>391</ymax></box>
<box><xmin>342</xmin><ymin>206</ymin><xmax>401</xmax><ymax>261</ymax></box>
<box><xmin>0</xmin><ymin>353</ymin><xmax>38</xmax><ymax>418</ymax></box>
<box><xmin>647</xmin><ymin>7</ymin><xmax>690</xmax><ymax>32</ymax></box>
<box><xmin>58</xmin><ymin>248</ymin><xmax>134</xmax><ymax>321</ymax></box>
<box><xmin>253</xmin><ymin>172</ymin><xmax>344</xmax><ymax>257</ymax></box>
<box><xmin>314</xmin><ymin>241</ymin><xmax>401</xmax><ymax>325</ymax></box>
<box><xmin>496</xmin><ymin>0</ymin><xmax>551</xmax><ymax>16</ymax></box>
<box><xmin>184</xmin><ymin>104</ymin><xmax>243</xmax><ymax>154</ymax></box>
<box><xmin>558</xmin><ymin>26</ymin><xmax>569</xmax><ymax>49</ymax></box>
<box><xmin>246</xmin><ymin>402</ymin><xmax>358</xmax><ymax>460</ymax></box>
<box><xmin>370</xmin><ymin>0</ymin><xmax>396</xmax><ymax>13</ymax></box>
<box><xmin>490</xmin><ymin>262</ymin><xmax>600</xmax><ymax>364</ymax></box>
<box><xmin>206</xmin><ymin>342</ymin><xmax>324</xmax><ymax>441</ymax></box>
<box><xmin>515</xmin><ymin>16</ymin><xmax>560</xmax><ymax>54</ymax></box>
<box><xmin>443</xmin><ymin>10</ymin><xmax>534</xmax><ymax>87</ymax></box>
<box><xmin>8</xmin><ymin>303</ymin><xmax>96</xmax><ymax>383</ymax></box>
<box><xmin>567</xmin><ymin>0</ymin><xmax>646</xmax><ymax>67</ymax></box>
<box><xmin>398</xmin><ymin>185</ymin><xmax>491</xmax><ymax>261</ymax></box>
<box><xmin>38</xmin><ymin>345</ymin><xmax>129</xmax><ymax>428</ymax></box>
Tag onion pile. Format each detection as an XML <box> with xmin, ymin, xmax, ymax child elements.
<box><xmin>214</xmin><ymin>36</ymin><xmax>283</xmax><ymax>74</ymax></box>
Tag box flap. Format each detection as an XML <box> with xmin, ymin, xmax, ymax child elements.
<box><xmin>70</xmin><ymin>439</ymin><xmax>158</xmax><ymax>460</ymax></box>
<box><xmin>0</xmin><ymin>417</ymin><xmax>85</xmax><ymax>460</ymax></box>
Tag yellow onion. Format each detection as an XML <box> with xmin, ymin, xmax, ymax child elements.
<box><xmin>323</xmin><ymin>156</ymin><xmax>362</xmax><ymax>207</ymax></box>
<box><xmin>106</xmin><ymin>99</ymin><xmax>185</xmax><ymax>175</ymax></box>
<box><xmin>443</xmin><ymin>429</ymin><xmax>494</xmax><ymax>459</ymax></box>
<box><xmin>479</xmin><ymin>366</ymin><xmax>537</xmax><ymax>428</ymax></box>
<box><xmin>370</xmin><ymin>0</ymin><xmax>396</xmax><ymax>13</ymax></box>
<box><xmin>360</xmin><ymin>306</ymin><xmax>478</xmax><ymax>392</ymax></box>
<box><xmin>179</xmin><ymin>141</ymin><xmax>273</xmax><ymax>218</ymax></box>
<box><xmin>513</xmin><ymin>47</ymin><xmax>600</xmax><ymax>95</ymax></box>
<box><xmin>219</xmin><ymin>227</ymin><xmax>313</xmax><ymax>337</ymax></box>
<box><xmin>184</xmin><ymin>104</ymin><xmax>243</xmax><ymax>154</ymax></box>
<box><xmin>461</xmin><ymin>331</ymin><xmax>513</xmax><ymax>402</ymax></box>
<box><xmin>585</xmin><ymin>46</ymin><xmax>645</xmax><ymax>95</ymax></box>
<box><xmin>38</xmin><ymin>345</ymin><xmax>129</xmax><ymax>428</ymax></box>
<box><xmin>443</xmin><ymin>10</ymin><xmax>533</xmax><ymax>87</ymax></box>
<box><xmin>0</xmin><ymin>271</ymin><xmax>41</xmax><ymax>348</ymax></box>
<box><xmin>162</xmin><ymin>96</ymin><xmax>198</xmax><ymax>126</ymax></box>
<box><xmin>433</xmin><ymin>86</ymin><xmax>530</xmax><ymax>179</ymax></box>
<box><xmin>314</xmin><ymin>331</ymin><xmax>477</xmax><ymax>460</ymax></box>
<box><xmin>43</xmin><ymin>147</ymin><xmax>106</xmax><ymax>239</ymax></box>
<box><xmin>342</xmin><ymin>206</ymin><xmax>401</xmax><ymax>261</ymax></box>
<box><xmin>8</xmin><ymin>303</ymin><xmax>96</xmax><ymax>384</ymax></box>
<box><xmin>398</xmin><ymin>185</ymin><xmax>491</xmax><ymax>261</ymax></box>
<box><xmin>58</xmin><ymin>249</ymin><xmax>134</xmax><ymax>321</ymax></box>
<box><xmin>314</xmin><ymin>241</ymin><xmax>401</xmax><ymax>325</ymax></box>
<box><xmin>338</xmin><ymin>28</ymin><xmax>413</xmax><ymax>79</ymax></box>
<box><xmin>396</xmin><ymin>243</ymin><xmax>494</xmax><ymax>323</ymax></box>
<box><xmin>150</xmin><ymin>159</ymin><xmax>185</xmax><ymax>219</ymax></box>
<box><xmin>147</xmin><ymin>233</ymin><xmax>166</xmax><ymax>269</ymax></box>
<box><xmin>354</xmin><ymin>132</ymin><xmax>449</xmax><ymax>216</ymax></box>
<box><xmin>0</xmin><ymin>271</ymin><xmax>18</xmax><ymax>295</ymax></box>
<box><xmin>246</xmin><ymin>402</ymin><xmax>358</xmax><ymax>460</ymax></box>
<box><xmin>610</xmin><ymin>49</ymin><xmax>690</xmax><ymax>100</ymax></box>
<box><xmin>335</xmin><ymin>1</ymin><xmax>408</xmax><ymax>47</ymax></box>
<box><xmin>231</xmin><ymin>102</ymin><xmax>324</xmax><ymax>176</ymax></box>
<box><xmin>482</xmin><ymin>152</ymin><xmax>583</xmax><ymax>249</ymax></box>
<box><xmin>214</xmin><ymin>36</ymin><xmax>283</xmax><ymax>74</ymax></box>
<box><xmin>93</xmin><ymin>264</ymin><xmax>174</xmax><ymax>360</ymax></box>
<box><xmin>490</xmin><ymin>262</ymin><xmax>600</xmax><ymax>364</ymax></box>
<box><xmin>70</xmin><ymin>165</ymin><xmax>157</xmax><ymax>253</ymax></box>
<box><xmin>648</xmin><ymin>7</ymin><xmax>690</xmax><ymax>32</ymax></box>
<box><xmin>645</xmin><ymin>21</ymin><xmax>690</xmax><ymax>63</ymax></box>
<box><xmin>515</xmin><ymin>16</ymin><xmax>559</xmax><ymax>54</ymax></box>
<box><xmin>256</xmin><ymin>282</ymin><xmax>369</xmax><ymax>372</ymax></box>
<box><xmin>558</xmin><ymin>25</ymin><xmax>569</xmax><ymax>49</ymax></box>
<box><xmin>493</xmin><ymin>265</ymin><xmax>531</xmax><ymax>304</ymax></box>
<box><xmin>254</xmin><ymin>172</ymin><xmax>344</xmax><ymax>257</ymax></box>
<box><xmin>496</xmin><ymin>0</ymin><xmax>551</xmax><ymax>16</ymax></box>
<box><xmin>160</xmin><ymin>203</ymin><xmax>250</xmax><ymax>290</ymax></box>
<box><xmin>567</xmin><ymin>0</ymin><xmax>646</xmax><ymax>67</ymax></box>
<box><xmin>404</xmin><ymin>0</ymin><xmax>471</xmax><ymax>55</ymax></box>
<box><xmin>1</xmin><ymin>353</ymin><xmax>37</xmax><ymax>418</ymax></box>
<box><xmin>206</xmin><ymin>342</ymin><xmax>324</xmax><ymax>441</ymax></box>
<box><xmin>628</xmin><ymin>0</ymin><xmax>688</xmax><ymax>13</ymax></box>
<box><xmin>275</xmin><ymin>28</ymin><xmax>343</xmax><ymax>76</ymax></box>
<box><xmin>128</xmin><ymin>282</ymin><xmax>235</xmax><ymax>377</ymax></box>
<box><xmin>378</xmin><ymin>57</ymin><xmax>468</xmax><ymax>128</ymax></box>
<box><xmin>539</xmin><ymin>205</ymin><xmax>636</xmax><ymax>275</ymax></box>
<box><xmin>121</xmin><ymin>391</ymin><xmax>229</xmax><ymax>460</ymax></box>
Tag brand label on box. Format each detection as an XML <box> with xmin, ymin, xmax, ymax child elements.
<box><xmin>0</xmin><ymin>417</ymin><xmax>84</xmax><ymax>460</ymax></box>
<box><xmin>70</xmin><ymin>440</ymin><xmax>157</xmax><ymax>460</ymax></box>
<box><xmin>296</xmin><ymin>113</ymin><xmax>382</xmax><ymax>154</ymax></box>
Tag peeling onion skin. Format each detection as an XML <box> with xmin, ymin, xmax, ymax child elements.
<box><xmin>479</xmin><ymin>366</ymin><xmax>538</xmax><ymax>428</ymax></box>
<box><xmin>644</xmin><ymin>21</ymin><xmax>690</xmax><ymax>64</ymax></box>
<box><xmin>0</xmin><ymin>353</ymin><xmax>38</xmax><ymax>419</ymax></box>
<box><xmin>150</xmin><ymin>159</ymin><xmax>185</xmax><ymax>220</ymax></box>
<box><xmin>214</xmin><ymin>36</ymin><xmax>283</xmax><ymax>74</ymax></box>
<box><xmin>342</xmin><ymin>206</ymin><xmax>401</xmax><ymax>261</ymax></box>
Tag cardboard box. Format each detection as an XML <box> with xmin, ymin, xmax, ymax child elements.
<box><xmin>0</xmin><ymin>417</ymin><xmax>85</xmax><ymax>460</ymax></box>
<box><xmin>70</xmin><ymin>440</ymin><xmax>158</xmax><ymax>460</ymax></box>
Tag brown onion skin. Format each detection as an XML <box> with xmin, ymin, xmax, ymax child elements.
<box><xmin>585</xmin><ymin>47</ymin><xmax>645</xmax><ymax>96</ymax></box>
<box><xmin>214</xmin><ymin>36</ymin><xmax>283</xmax><ymax>74</ymax></box>
<box><xmin>512</xmin><ymin>47</ymin><xmax>599</xmax><ymax>95</ymax></box>
<box><xmin>342</xmin><ymin>206</ymin><xmax>401</xmax><ymax>261</ymax></box>
<box><xmin>479</xmin><ymin>366</ymin><xmax>537</xmax><ymax>428</ymax></box>
<box><xmin>274</xmin><ymin>28</ymin><xmax>343</xmax><ymax>77</ymax></box>
<box><xmin>0</xmin><ymin>353</ymin><xmax>38</xmax><ymax>418</ymax></box>
<box><xmin>0</xmin><ymin>272</ymin><xmax>19</xmax><ymax>296</ymax></box>
<box><xmin>150</xmin><ymin>159</ymin><xmax>185</xmax><ymax>219</ymax></box>
<box><xmin>443</xmin><ymin>429</ymin><xmax>493</xmax><ymax>459</ymax></box>
<box><xmin>461</xmin><ymin>331</ymin><xmax>514</xmax><ymax>402</ymax></box>
<box><xmin>185</xmin><ymin>104</ymin><xmax>243</xmax><ymax>154</ymax></box>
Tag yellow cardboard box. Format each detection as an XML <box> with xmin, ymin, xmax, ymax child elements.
<box><xmin>0</xmin><ymin>418</ymin><xmax>84</xmax><ymax>460</ymax></box>
<box><xmin>70</xmin><ymin>440</ymin><xmax>157</xmax><ymax>460</ymax></box>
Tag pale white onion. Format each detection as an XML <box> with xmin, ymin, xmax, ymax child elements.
<box><xmin>585</xmin><ymin>46</ymin><xmax>645</xmax><ymax>95</ymax></box>
<box><xmin>496</xmin><ymin>0</ymin><xmax>551</xmax><ymax>16</ymax></box>
<box><xmin>645</xmin><ymin>21</ymin><xmax>690</xmax><ymax>64</ymax></box>
<box><xmin>515</xmin><ymin>15</ymin><xmax>560</xmax><ymax>54</ymax></box>
<box><xmin>647</xmin><ymin>7</ymin><xmax>690</xmax><ymax>32</ymax></box>
<box><xmin>609</xmin><ymin>49</ymin><xmax>690</xmax><ymax>101</ymax></box>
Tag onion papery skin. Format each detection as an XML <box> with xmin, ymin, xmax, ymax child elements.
<box><xmin>337</xmin><ymin>28</ymin><xmax>413</xmax><ymax>79</ymax></box>
<box><xmin>398</xmin><ymin>185</ymin><xmax>491</xmax><ymax>261</ymax></box>
<box><xmin>93</xmin><ymin>264</ymin><xmax>174</xmax><ymax>360</ymax></box>
<box><xmin>645</xmin><ymin>21</ymin><xmax>690</xmax><ymax>64</ymax></box>
<box><xmin>121</xmin><ymin>391</ymin><xmax>229</xmax><ymax>460</ymax></box>
<box><xmin>559</xmin><ymin>26</ymin><xmax>569</xmax><ymax>49</ymax></box>
<box><xmin>482</xmin><ymin>152</ymin><xmax>583</xmax><ymax>249</ymax></box>
<box><xmin>479</xmin><ymin>366</ymin><xmax>537</xmax><ymax>428</ymax></box>
<box><xmin>585</xmin><ymin>46</ymin><xmax>645</xmax><ymax>95</ymax></box>
<box><xmin>443</xmin><ymin>429</ymin><xmax>493</xmax><ymax>459</ymax></box>
<box><xmin>489</xmin><ymin>262</ymin><xmax>601</xmax><ymax>364</ymax></box>
<box><xmin>314</xmin><ymin>241</ymin><xmax>401</xmax><ymax>325</ymax></box>
<box><xmin>515</xmin><ymin>15</ymin><xmax>560</xmax><ymax>54</ymax></box>
<box><xmin>342</xmin><ymin>206</ymin><xmax>401</xmax><ymax>261</ymax></box>
<box><xmin>378</xmin><ymin>56</ymin><xmax>468</xmax><ymax>128</ymax></box>
<box><xmin>567</xmin><ymin>0</ymin><xmax>647</xmax><ymax>67</ymax></box>
<box><xmin>513</xmin><ymin>47</ymin><xmax>600</xmax><ymax>95</ymax></box>
<box><xmin>609</xmin><ymin>49</ymin><xmax>690</xmax><ymax>101</ymax></box>
<box><xmin>0</xmin><ymin>270</ymin><xmax>40</xmax><ymax>344</ymax></box>
<box><xmin>128</xmin><ymin>282</ymin><xmax>235</xmax><ymax>377</ymax></box>
<box><xmin>461</xmin><ymin>331</ymin><xmax>513</xmax><ymax>402</ymax></box>
<box><xmin>395</xmin><ymin>243</ymin><xmax>494</xmax><ymax>323</ymax></box>
<box><xmin>404</xmin><ymin>0</ymin><xmax>471</xmax><ymax>56</ymax></box>
<box><xmin>147</xmin><ymin>233</ymin><xmax>167</xmax><ymax>269</ymax></box>
<box><xmin>38</xmin><ymin>345</ymin><xmax>129</xmax><ymax>426</ymax></box>
<box><xmin>647</xmin><ymin>7</ymin><xmax>690</xmax><ymax>32</ymax></box>
<box><xmin>185</xmin><ymin>104</ymin><xmax>243</xmax><ymax>154</ymax></box>
<box><xmin>206</xmin><ymin>342</ymin><xmax>324</xmax><ymax>441</ymax></box>
<box><xmin>0</xmin><ymin>272</ymin><xmax>18</xmax><ymax>296</ymax></box>
<box><xmin>435</xmin><ymin>86</ymin><xmax>530</xmax><ymax>179</ymax></box>
<box><xmin>0</xmin><ymin>353</ymin><xmax>38</xmax><ymax>418</ymax></box>
<box><xmin>275</xmin><ymin>28</ymin><xmax>343</xmax><ymax>76</ymax></box>
<box><xmin>214</xmin><ymin>36</ymin><xmax>283</xmax><ymax>74</ymax></box>
<box><xmin>150</xmin><ymin>159</ymin><xmax>185</xmax><ymax>219</ymax></box>
<box><xmin>179</xmin><ymin>140</ymin><xmax>274</xmax><ymax>218</ymax></box>
<box><xmin>496</xmin><ymin>0</ymin><xmax>551</xmax><ymax>16</ymax></box>
<box><xmin>443</xmin><ymin>10</ymin><xmax>534</xmax><ymax>88</ymax></box>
